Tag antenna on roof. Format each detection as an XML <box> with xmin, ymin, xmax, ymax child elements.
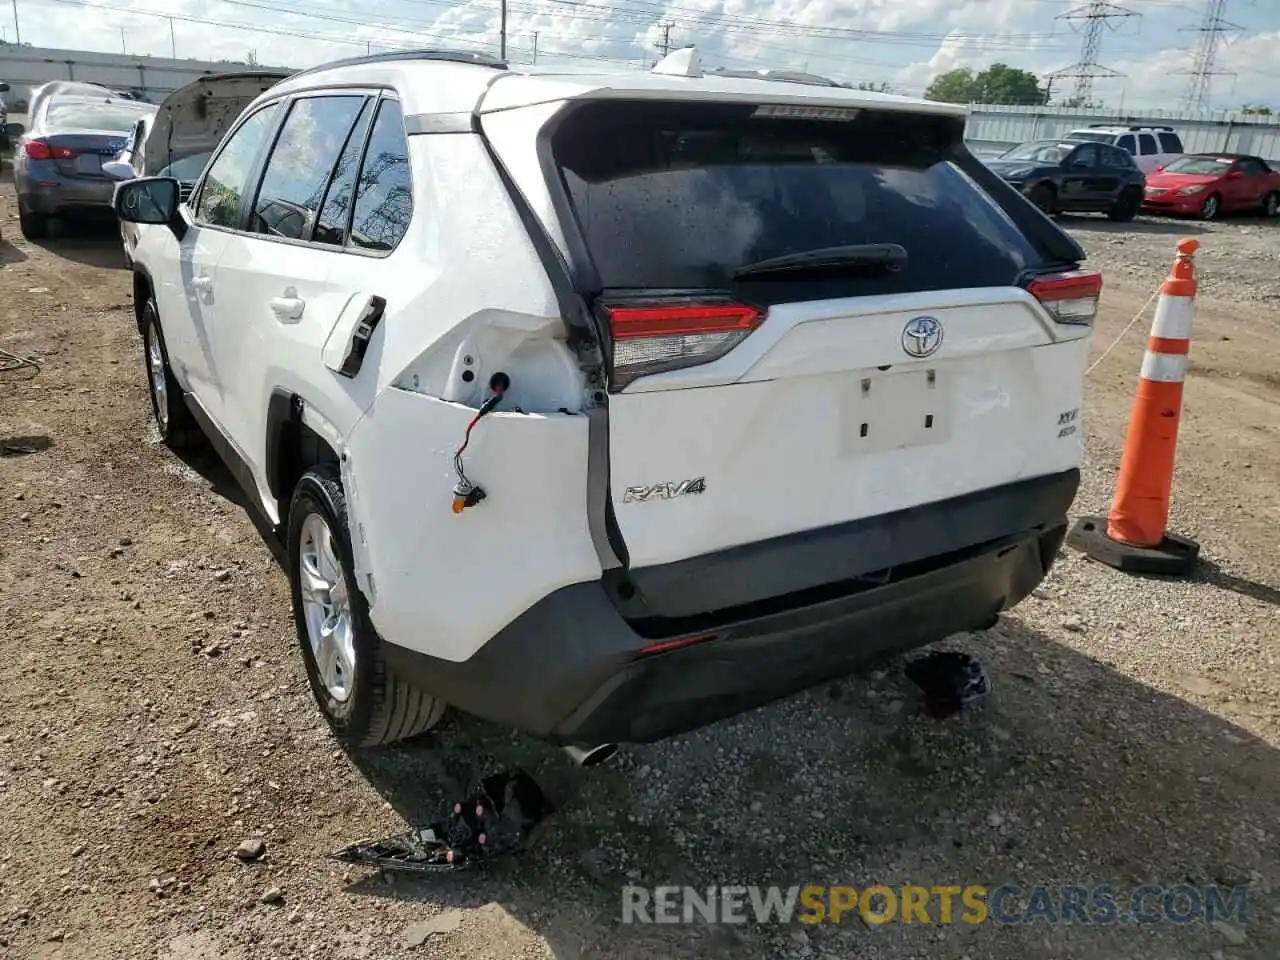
<box><xmin>652</xmin><ymin>45</ymin><xmax>702</xmax><ymax>78</ymax></box>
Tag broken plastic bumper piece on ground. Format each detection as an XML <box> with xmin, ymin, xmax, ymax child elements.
<box><xmin>332</xmin><ymin>769</ymin><xmax>554</xmax><ymax>873</ymax></box>
<box><xmin>904</xmin><ymin>651</ymin><xmax>991</xmax><ymax>718</ymax></box>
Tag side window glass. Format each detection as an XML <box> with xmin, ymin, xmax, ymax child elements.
<box><xmin>1138</xmin><ymin>134</ymin><xmax>1158</xmax><ymax>156</ymax></box>
<box><xmin>1117</xmin><ymin>135</ymin><xmax>1136</xmax><ymax>154</ymax></box>
<box><xmin>1071</xmin><ymin>144</ymin><xmax>1099</xmax><ymax>169</ymax></box>
<box><xmin>193</xmin><ymin>103</ymin><xmax>281</xmax><ymax>229</ymax></box>
<box><xmin>250</xmin><ymin>95</ymin><xmax>366</xmax><ymax>242</ymax></box>
<box><xmin>1158</xmin><ymin>132</ymin><xmax>1182</xmax><ymax>154</ymax></box>
<box><xmin>314</xmin><ymin>99</ymin><xmax>374</xmax><ymax>246</ymax></box>
<box><xmin>349</xmin><ymin>100</ymin><xmax>413</xmax><ymax>252</ymax></box>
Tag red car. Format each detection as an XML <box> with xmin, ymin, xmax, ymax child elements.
<box><xmin>1141</xmin><ymin>153</ymin><xmax>1280</xmax><ymax>220</ymax></box>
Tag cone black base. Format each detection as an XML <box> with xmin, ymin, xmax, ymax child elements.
<box><xmin>1066</xmin><ymin>516</ymin><xmax>1200</xmax><ymax>576</ymax></box>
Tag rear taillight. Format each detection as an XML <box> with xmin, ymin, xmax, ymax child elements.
<box><xmin>22</xmin><ymin>140</ymin><xmax>77</xmax><ymax>161</ymax></box>
<box><xmin>601</xmin><ymin>300</ymin><xmax>764</xmax><ymax>390</ymax></box>
<box><xmin>1027</xmin><ymin>270</ymin><xmax>1102</xmax><ymax>325</ymax></box>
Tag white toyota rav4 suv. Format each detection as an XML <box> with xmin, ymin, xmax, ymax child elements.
<box><xmin>114</xmin><ymin>47</ymin><xmax>1099</xmax><ymax>757</ymax></box>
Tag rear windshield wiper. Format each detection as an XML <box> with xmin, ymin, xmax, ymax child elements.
<box><xmin>733</xmin><ymin>243</ymin><xmax>908</xmax><ymax>279</ymax></box>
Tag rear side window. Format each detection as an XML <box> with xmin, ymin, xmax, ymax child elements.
<box><xmin>1159</xmin><ymin>132</ymin><xmax>1183</xmax><ymax>154</ymax></box>
<box><xmin>193</xmin><ymin>103</ymin><xmax>281</xmax><ymax>229</ymax></box>
<box><xmin>551</xmin><ymin>101</ymin><xmax>1046</xmax><ymax>300</ymax></box>
<box><xmin>1138</xmin><ymin>134</ymin><xmax>1158</xmax><ymax>156</ymax></box>
<box><xmin>314</xmin><ymin>100</ymin><xmax>374</xmax><ymax>246</ymax></box>
<box><xmin>1116</xmin><ymin>135</ymin><xmax>1136</xmax><ymax>154</ymax></box>
<box><xmin>348</xmin><ymin>100</ymin><xmax>413</xmax><ymax>252</ymax></box>
<box><xmin>250</xmin><ymin>94</ymin><xmax>367</xmax><ymax>242</ymax></box>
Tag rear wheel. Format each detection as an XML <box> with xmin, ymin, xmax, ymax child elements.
<box><xmin>1029</xmin><ymin>183</ymin><xmax>1056</xmax><ymax>216</ymax></box>
<box><xmin>1263</xmin><ymin>192</ymin><xmax>1279</xmax><ymax>218</ymax></box>
<box><xmin>288</xmin><ymin>465</ymin><xmax>447</xmax><ymax>748</ymax></box>
<box><xmin>18</xmin><ymin>203</ymin><xmax>49</xmax><ymax>241</ymax></box>
<box><xmin>1107</xmin><ymin>188</ymin><xmax>1143</xmax><ymax>222</ymax></box>
<box><xmin>1199</xmin><ymin>193</ymin><xmax>1221</xmax><ymax>221</ymax></box>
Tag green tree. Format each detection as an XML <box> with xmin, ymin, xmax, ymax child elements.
<box><xmin>1241</xmin><ymin>104</ymin><xmax>1273</xmax><ymax>116</ymax></box>
<box><xmin>856</xmin><ymin>80</ymin><xmax>892</xmax><ymax>93</ymax></box>
<box><xmin>925</xmin><ymin>63</ymin><xmax>1046</xmax><ymax>106</ymax></box>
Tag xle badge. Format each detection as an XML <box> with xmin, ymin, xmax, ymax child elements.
<box><xmin>623</xmin><ymin>478</ymin><xmax>706</xmax><ymax>503</ymax></box>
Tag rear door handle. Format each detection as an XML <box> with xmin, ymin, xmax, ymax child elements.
<box><xmin>190</xmin><ymin>275</ymin><xmax>212</xmax><ymax>291</ymax></box>
<box><xmin>269</xmin><ymin>294</ymin><xmax>305</xmax><ymax>322</ymax></box>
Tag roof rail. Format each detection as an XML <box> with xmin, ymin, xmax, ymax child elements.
<box><xmin>711</xmin><ymin>66</ymin><xmax>846</xmax><ymax>88</ymax></box>
<box><xmin>288</xmin><ymin>48</ymin><xmax>506</xmax><ymax>82</ymax></box>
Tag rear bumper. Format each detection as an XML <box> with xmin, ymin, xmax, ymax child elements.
<box><xmin>16</xmin><ymin>168</ymin><xmax>115</xmax><ymax>213</ymax></box>
<box><xmin>384</xmin><ymin>468</ymin><xmax>1079</xmax><ymax>744</ymax></box>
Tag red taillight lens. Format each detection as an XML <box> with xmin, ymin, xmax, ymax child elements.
<box><xmin>602</xmin><ymin>300</ymin><xmax>764</xmax><ymax>389</ymax></box>
<box><xmin>1027</xmin><ymin>270</ymin><xmax>1102</xmax><ymax>326</ymax></box>
<box><xmin>22</xmin><ymin>140</ymin><xmax>76</xmax><ymax>161</ymax></box>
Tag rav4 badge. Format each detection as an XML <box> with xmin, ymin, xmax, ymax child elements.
<box><xmin>623</xmin><ymin>478</ymin><xmax>707</xmax><ymax>503</ymax></box>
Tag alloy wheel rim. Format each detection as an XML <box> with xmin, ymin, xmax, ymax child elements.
<box><xmin>1203</xmin><ymin>197</ymin><xmax>1218</xmax><ymax>219</ymax></box>
<box><xmin>147</xmin><ymin>321</ymin><xmax>168</xmax><ymax>431</ymax></box>
<box><xmin>298</xmin><ymin>512</ymin><xmax>356</xmax><ymax>703</ymax></box>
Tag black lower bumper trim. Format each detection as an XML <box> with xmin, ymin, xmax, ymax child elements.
<box><xmin>382</xmin><ymin>469</ymin><xmax>1079</xmax><ymax>744</ymax></box>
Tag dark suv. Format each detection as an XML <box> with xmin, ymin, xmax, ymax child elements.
<box><xmin>985</xmin><ymin>138</ymin><xmax>1147</xmax><ymax>221</ymax></box>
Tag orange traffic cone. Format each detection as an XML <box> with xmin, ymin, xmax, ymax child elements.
<box><xmin>1067</xmin><ymin>238</ymin><xmax>1202</xmax><ymax>575</ymax></box>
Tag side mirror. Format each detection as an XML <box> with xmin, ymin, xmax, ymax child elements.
<box><xmin>113</xmin><ymin>176</ymin><xmax>180</xmax><ymax>227</ymax></box>
<box><xmin>0</xmin><ymin>83</ymin><xmax>9</xmax><ymax>93</ymax></box>
<box><xmin>102</xmin><ymin>159</ymin><xmax>137</xmax><ymax>182</ymax></box>
<box><xmin>1155</xmin><ymin>164</ymin><xmax>1164</xmax><ymax>173</ymax></box>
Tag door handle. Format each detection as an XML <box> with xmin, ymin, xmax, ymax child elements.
<box><xmin>269</xmin><ymin>295</ymin><xmax>305</xmax><ymax>322</ymax></box>
<box><xmin>191</xmin><ymin>275</ymin><xmax>212</xmax><ymax>291</ymax></box>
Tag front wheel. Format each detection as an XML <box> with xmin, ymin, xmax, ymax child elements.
<box><xmin>287</xmin><ymin>465</ymin><xmax>447</xmax><ymax>748</ymax></box>
<box><xmin>1199</xmin><ymin>193</ymin><xmax>1221</xmax><ymax>221</ymax></box>
<box><xmin>1263</xmin><ymin>192</ymin><xmax>1279</xmax><ymax>218</ymax></box>
<box><xmin>142</xmin><ymin>300</ymin><xmax>201</xmax><ymax>448</ymax></box>
<box><xmin>1107</xmin><ymin>188</ymin><xmax>1143</xmax><ymax>222</ymax></box>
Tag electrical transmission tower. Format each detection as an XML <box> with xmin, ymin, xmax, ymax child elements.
<box><xmin>1178</xmin><ymin>0</ymin><xmax>1242</xmax><ymax>112</ymax></box>
<box><xmin>1046</xmin><ymin>1</ymin><xmax>1139</xmax><ymax>107</ymax></box>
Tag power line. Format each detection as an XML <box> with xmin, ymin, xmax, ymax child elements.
<box><xmin>1045</xmin><ymin>1</ymin><xmax>1140</xmax><ymax>105</ymax></box>
<box><xmin>1178</xmin><ymin>0</ymin><xmax>1242</xmax><ymax>111</ymax></box>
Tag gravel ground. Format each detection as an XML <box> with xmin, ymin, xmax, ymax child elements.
<box><xmin>1</xmin><ymin>192</ymin><xmax>1278</xmax><ymax>960</ymax></box>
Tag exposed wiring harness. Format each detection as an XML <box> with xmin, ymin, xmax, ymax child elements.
<box><xmin>0</xmin><ymin>348</ymin><xmax>41</xmax><ymax>380</ymax></box>
<box><xmin>452</xmin><ymin>372</ymin><xmax>509</xmax><ymax>513</ymax></box>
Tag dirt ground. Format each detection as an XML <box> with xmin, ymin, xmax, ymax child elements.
<box><xmin>1</xmin><ymin>186</ymin><xmax>1278</xmax><ymax>960</ymax></box>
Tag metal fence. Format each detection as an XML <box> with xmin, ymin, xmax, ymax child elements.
<box><xmin>964</xmin><ymin>104</ymin><xmax>1280</xmax><ymax>163</ymax></box>
<box><xmin>0</xmin><ymin>44</ymin><xmax>290</xmax><ymax>108</ymax></box>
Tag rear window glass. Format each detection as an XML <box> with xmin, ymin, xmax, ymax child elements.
<box><xmin>552</xmin><ymin>101</ymin><xmax>1044</xmax><ymax>298</ymax></box>
<box><xmin>46</xmin><ymin>101</ymin><xmax>150</xmax><ymax>133</ymax></box>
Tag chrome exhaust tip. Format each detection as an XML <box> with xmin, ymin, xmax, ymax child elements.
<box><xmin>562</xmin><ymin>743</ymin><xmax>619</xmax><ymax>768</ymax></box>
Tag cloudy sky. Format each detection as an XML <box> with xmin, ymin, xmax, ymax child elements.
<box><xmin>11</xmin><ymin>0</ymin><xmax>1280</xmax><ymax>110</ymax></box>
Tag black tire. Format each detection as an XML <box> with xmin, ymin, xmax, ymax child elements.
<box><xmin>1199</xmin><ymin>193</ymin><xmax>1221</xmax><ymax>221</ymax></box>
<box><xmin>1107</xmin><ymin>188</ymin><xmax>1143</xmax><ymax>222</ymax></box>
<box><xmin>18</xmin><ymin>204</ymin><xmax>49</xmax><ymax>240</ymax></box>
<box><xmin>141</xmin><ymin>298</ymin><xmax>202</xmax><ymax>448</ymax></box>
<box><xmin>287</xmin><ymin>464</ymin><xmax>447</xmax><ymax>748</ymax></box>
<box><xmin>1263</xmin><ymin>192</ymin><xmax>1279</xmax><ymax>219</ymax></box>
<box><xmin>1029</xmin><ymin>183</ymin><xmax>1056</xmax><ymax>216</ymax></box>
